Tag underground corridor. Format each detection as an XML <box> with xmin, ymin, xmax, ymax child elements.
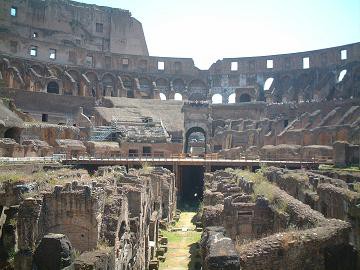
<box><xmin>177</xmin><ymin>165</ymin><xmax>205</xmax><ymax>210</ymax></box>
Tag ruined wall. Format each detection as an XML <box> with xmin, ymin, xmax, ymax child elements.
<box><xmin>0</xmin><ymin>17</ymin><xmax>359</xmax><ymax>102</ymax></box>
<box><xmin>0</xmin><ymin>0</ymin><xmax>148</xmax><ymax>56</ymax></box>
<box><xmin>263</xmin><ymin>166</ymin><xmax>360</xmax><ymax>253</ymax></box>
<box><xmin>200</xmin><ymin>169</ymin><xmax>358</xmax><ymax>270</ymax></box>
<box><xmin>41</xmin><ymin>185</ymin><xmax>105</xmax><ymax>252</ymax></box>
<box><xmin>0</xmin><ymin>165</ymin><xmax>177</xmax><ymax>269</ymax></box>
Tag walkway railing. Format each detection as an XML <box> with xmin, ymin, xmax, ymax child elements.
<box><xmin>0</xmin><ymin>153</ymin><xmax>333</xmax><ymax>165</ymax></box>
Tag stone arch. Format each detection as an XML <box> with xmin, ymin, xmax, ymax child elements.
<box><xmin>31</xmin><ymin>64</ymin><xmax>46</xmax><ymax>77</ymax></box>
<box><xmin>155</xmin><ymin>78</ymin><xmax>169</xmax><ymax>92</ymax></box>
<box><xmin>184</xmin><ymin>126</ymin><xmax>207</xmax><ymax>154</ymax></box>
<box><xmin>188</xmin><ymin>92</ymin><xmax>207</xmax><ymax>101</ymax></box>
<box><xmin>66</xmin><ymin>69</ymin><xmax>82</xmax><ymax>96</ymax></box>
<box><xmin>173</xmin><ymin>78</ymin><xmax>186</xmax><ymax>92</ymax></box>
<box><xmin>337</xmin><ymin>69</ymin><xmax>347</xmax><ymax>83</ymax></box>
<box><xmin>4</xmin><ymin>127</ymin><xmax>22</xmax><ymax>143</ymax></box>
<box><xmin>102</xmin><ymin>73</ymin><xmax>117</xmax><ymax>97</ymax></box>
<box><xmin>228</xmin><ymin>93</ymin><xmax>236</xmax><ymax>104</ymax></box>
<box><xmin>47</xmin><ymin>65</ymin><xmax>63</xmax><ymax>78</ymax></box>
<box><xmin>47</xmin><ymin>81</ymin><xmax>59</xmax><ymax>94</ymax></box>
<box><xmin>211</xmin><ymin>93</ymin><xmax>223</xmax><ymax>104</ymax></box>
<box><xmin>121</xmin><ymin>75</ymin><xmax>134</xmax><ymax>98</ymax></box>
<box><xmin>85</xmin><ymin>71</ymin><xmax>99</xmax><ymax>97</ymax></box>
<box><xmin>9</xmin><ymin>60</ymin><xmax>25</xmax><ymax>75</ymax></box>
<box><xmin>238</xmin><ymin>93</ymin><xmax>251</xmax><ymax>103</ymax></box>
<box><xmin>174</xmin><ymin>92</ymin><xmax>183</xmax><ymax>101</ymax></box>
<box><xmin>264</xmin><ymin>77</ymin><xmax>274</xmax><ymax>91</ymax></box>
<box><xmin>138</xmin><ymin>77</ymin><xmax>152</xmax><ymax>92</ymax></box>
<box><xmin>188</xmin><ymin>79</ymin><xmax>208</xmax><ymax>101</ymax></box>
<box><xmin>159</xmin><ymin>93</ymin><xmax>167</xmax><ymax>100</ymax></box>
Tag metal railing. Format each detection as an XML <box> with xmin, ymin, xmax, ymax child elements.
<box><xmin>0</xmin><ymin>153</ymin><xmax>333</xmax><ymax>165</ymax></box>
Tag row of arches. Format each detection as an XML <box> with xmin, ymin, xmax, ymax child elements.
<box><xmin>209</xmin><ymin>93</ymin><xmax>252</xmax><ymax>104</ymax></box>
<box><xmin>2</xmin><ymin>56</ymin><xmax>359</xmax><ymax>102</ymax></box>
<box><xmin>0</xmin><ymin>57</ymin><xmax>210</xmax><ymax>99</ymax></box>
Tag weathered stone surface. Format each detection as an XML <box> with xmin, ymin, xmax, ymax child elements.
<box><xmin>33</xmin><ymin>233</ymin><xmax>74</xmax><ymax>270</ymax></box>
<box><xmin>200</xmin><ymin>227</ymin><xmax>240</xmax><ymax>270</ymax></box>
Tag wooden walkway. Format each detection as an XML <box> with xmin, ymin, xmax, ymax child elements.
<box><xmin>61</xmin><ymin>156</ymin><xmax>331</xmax><ymax>169</ymax></box>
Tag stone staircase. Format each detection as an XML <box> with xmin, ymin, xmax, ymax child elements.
<box><xmin>89</xmin><ymin>126</ymin><xmax>117</xmax><ymax>141</ymax></box>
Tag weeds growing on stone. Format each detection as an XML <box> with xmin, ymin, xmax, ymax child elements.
<box><xmin>231</xmin><ymin>168</ymin><xmax>289</xmax><ymax>214</ymax></box>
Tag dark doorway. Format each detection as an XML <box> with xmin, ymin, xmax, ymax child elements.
<box><xmin>184</xmin><ymin>127</ymin><xmax>206</xmax><ymax>154</ymax></box>
<box><xmin>127</xmin><ymin>90</ymin><xmax>134</xmax><ymax>98</ymax></box>
<box><xmin>142</xmin><ymin>146</ymin><xmax>152</xmax><ymax>157</ymax></box>
<box><xmin>4</xmin><ymin>127</ymin><xmax>21</xmax><ymax>142</ymax></box>
<box><xmin>179</xmin><ymin>166</ymin><xmax>204</xmax><ymax>209</ymax></box>
<box><xmin>42</xmin><ymin>114</ymin><xmax>48</xmax><ymax>122</ymax></box>
<box><xmin>47</xmin><ymin>81</ymin><xmax>59</xmax><ymax>94</ymax></box>
<box><xmin>238</xmin><ymin>93</ymin><xmax>251</xmax><ymax>102</ymax></box>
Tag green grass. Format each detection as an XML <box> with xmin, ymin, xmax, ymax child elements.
<box><xmin>319</xmin><ymin>164</ymin><xmax>360</xmax><ymax>172</ymax></box>
<box><xmin>230</xmin><ymin>168</ymin><xmax>289</xmax><ymax>213</ymax></box>
<box><xmin>159</xmin><ymin>212</ymin><xmax>202</xmax><ymax>270</ymax></box>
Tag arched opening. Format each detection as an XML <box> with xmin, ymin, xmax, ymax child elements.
<box><xmin>121</xmin><ymin>75</ymin><xmax>134</xmax><ymax>98</ymax></box>
<box><xmin>174</xmin><ymin>93</ymin><xmax>183</xmax><ymax>101</ymax></box>
<box><xmin>188</xmin><ymin>79</ymin><xmax>207</xmax><ymax>101</ymax></box>
<box><xmin>102</xmin><ymin>73</ymin><xmax>116</xmax><ymax>97</ymax></box>
<box><xmin>159</xmin><ymin>93</ymin><xmax>167</xmax><ymax>100</ymax></box>
<box><xmin>139</xmin><ymin>77</ymin><xmax>152</xmax><ymax>98</ymax></box>
<box><xmin>188</xmin><ymin>92</ymin><xmax>206</xmax><ymax>101</ymax></box>
<box><xmin>85</xmin><ymin>72</ymin><xmax>99</xmax><ymax>97</ymax></box>
<box><xmin>173</xmin><ymin>78</ymin><xmax>186</xmax><ymax>92</ymax></box>
<box><xmin>228</xmin><ymin>93</ymin><xmax>236</xmax><ymax>104</ymax></box>
<box><xmin>264</xmin><ymin>78</ymin><xmax>274</xmax><ymax>91</ymax></box>
<box><xmin>239</xmin><ymin>93</ymin><xmax>251</xmax><ymax>103</ymax></box>
<box><xmin>155</xmin><ymin>78</ymin><xmax>169</xmax><ymax>92</ymax></box>
<box><xmin>47</xmin><ymin>81</ymin><xmax>59</xmax><ymax>94</ymax></box>
<box><xmin>211</xmin><ymin>94</ymin><xmax>223</xmax><ymax>104</ymax></box>
<box><xmin>66</xmin><ymin>70</ymin><xmax>81</xmax><ymax>96</ymax></box>
<box><xmin>4</xmin><ymin>127</ymin><xmax>21</xmax><ymax>143</ymax></box>
<box><xmin>184</xmin><ymin>127</ymin><xmax>206</xmax><ymax>155</ymax></box>
<box><xmin>337</xmin><ymin>69</ymin><xmax>347</xmax><ymax>82</ymax></box>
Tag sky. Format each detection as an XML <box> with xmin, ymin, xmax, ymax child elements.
<box><xmin>77</xmin><ymin>0</ymin><xmax>360</xmax><ymax>70</ymax></box>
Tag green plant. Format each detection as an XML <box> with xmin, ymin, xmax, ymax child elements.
<box><xmin>354</xmin><ymin>183</ymin><xmax>360</xmax><ymax>193</ymax></box>
<box><xmin>140</xmin><ymin>162</ymin><xmax>153</xmax><ymax>174</ymax></box>
<box><xmin>7</xmin><ymin>247</ymin><xmax>17</xmax><ymax>267</ymax></box>
<box><xmin>232</xmin><ymin>169</ymin><xmax>289</xmax><ymax>213</ymax></box>
<box><xmin>0</xmin><ymin>171</ymin><xmax>26</xmax><ymax>183</ymax></box>
<box><xmin>73</xmin><ymin>249</ymin><xmax>81</xmax><ymax>258</ymax></box>
<box><xmin>97</xmin><ymin>238</ymin><xmax>111</xmax><ymax>250</ymax></box>
<box><xmin>8</xmin><ymin>218</ymin><xmax>17</xmax><ymax>227</ymax></box>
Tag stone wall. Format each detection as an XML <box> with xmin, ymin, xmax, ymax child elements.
<box><xmin>0</xmin><ymin>165</ymin><xmax>176</xmax><ymax>269</ymax></box>
<box><xmin>200</xmin><ymin>169</ymin><xmax>358</xmax><ymax>270</ymax></box>
<box><xmin>263</xmin><ymin>166</ymin><xmax>360</xmax><ymax>252</ymax></box>
<box><xmin>0</xmin><ymin>0</ymin><xmax>148</xmax><ymax>56</ymax></box>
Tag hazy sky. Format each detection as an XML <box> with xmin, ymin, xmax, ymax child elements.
<box><xmin>77</xmin><ymin>0</ymin><xmax>360</xmax><ymax>69</ymax></box>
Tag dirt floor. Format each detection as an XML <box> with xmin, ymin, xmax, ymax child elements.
<box><xmin>159</xmin><ymin>212</ymin><xmax>202</xmax><ymax>270</ymax></box>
